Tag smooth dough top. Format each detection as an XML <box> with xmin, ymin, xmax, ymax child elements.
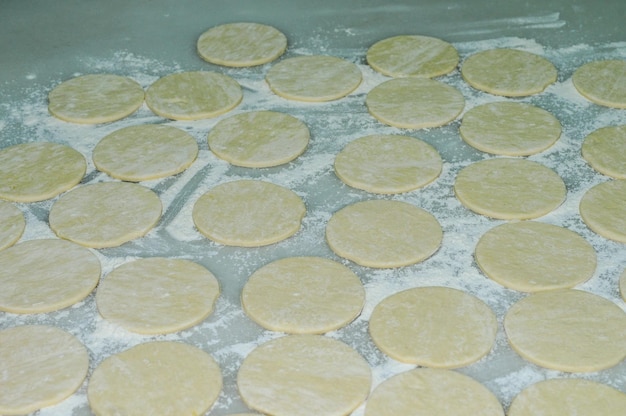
<box><xmin>579</xmin><ymin>179</ymin><xmax>626</xmax><ymax>243</ymax></box>
<box><xmin>572</xmin><ymin>60</ymin><xmax>626</xmax><ymax>108</ymax></box>
<box><xmin>0</xmin><ymin>201</ymin><xmax>24</xmax><ymax>251</ymax></box>
<box><xmin>582</xmin><ymin>125</ymin><xmax>626</xmax><ymax>179</ymax></box>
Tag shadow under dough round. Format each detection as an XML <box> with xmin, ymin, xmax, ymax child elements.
<box><xmin>572</xmin><ymin>60</ymin><xmax>626</xmax><ymax>109</ymax></box>
<box><xmin>0</xmin><ymin>201</ymin><xmax>25</xmax><ymax>251</ymax></box>
<box><xmin>582</xmin><ymin>125</ymin><xmax>626</xmax><ymax>179</ymax></box>
<box><xmin>579</xmin><ymin>179</ymin><xmax>626</xmax><ymax>243</ymax></box>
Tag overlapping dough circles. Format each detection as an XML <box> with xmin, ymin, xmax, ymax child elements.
<box><xmin>365</xmin><ymin>77</ymin><xmax>464</xmax><ymax>128</ymax></box>
<box><xmin>454</xmin><ymin>158</ymin><xmax>566</xmax><ymax>220</ymax></box>
<box><xmin>145</xmin><ymin>71</ymin><xmax>242</xmax><ymax>120</ymax></box>
<box><xmin>364</xmin><ymin>368</ymin><xmax>504</xmax><ymax>416</ymax></box>
<box><xmin>193</xmin><ymin>180</ymin><xmax>305</xmax><ymax>247</ymax></box>
<box><xmin>459</xmin><ymin>102</ymin><xmax>561</xmax><ymax>156</ymax></box>
<box><xmin>88</xmin><ymin>341</ymin><xmax>222</xmax><ymax>416</ymax></box>
<box><xmin>0</xmin><ymin>325</ymin><xmax>89</xmax><ymax>416</ymax></box>
<box><xmin>0</xmin><ymin>201</ymin><xmax>24</xmax><ymax>251</ymax></box>
<box><xmin>93</xmin><ymin>124</ymin><xmax>198</xmax><ymax>181</ymax></box>
<box><xmin>572</xmin><ymin>60</ymin><xmax>626</xmax><ymax>108</ymax></box>
<box><xmin>582</xmin><ymin>125</ymin><xmax>626</xmax><ymax>178</ymax></box>
<box><xmin>197</xmin><ymin>22</ymin><xmax>287</xmax><ymax>67</ymax></box>
<box><xmin>237</xmin><ymin>335</ymin><xmax>371</xmax><ymax>416</ymax></box>
<box><xmin>475</xmin><ymin>221</ymin><xmax>596</xmax><ymax>292</ymax></box>
<box><xmin>242</xmin><ymin>257</ymin><xmax>364</xmax><ymax>334</ymax></box>
<box><xmin>579</xmin><ymin>179</ymin><xmax>626</xmax><ymax>242</ymax></box>
<box><xmin>366</xmin><ymin>35</ymin><xmax>459</xmax><ymax>78</ymax></box>
<box><xmin>208</xmin><ymin>110</ymin><xmax>309</xmax><ymax>167</ymax></box>
<box><xmin>504</xmin><ymin>289</ymin><xmax>626</xmax><ymax>372</ymax></box>
<box><xmin>334</xmin><ymin>134</ymin><xmax>442</xmax><ymax>194</ymax></box>
<box><xmin>326</xmin><ymin>200</ymin><xmax>442</xmax><ymax>268</ymax></box>
<box><xmin>96</xmin><ymin>257</ymin><xmax>220</xmax><ymax>334</ymax></box>
<box><xmin>0</xmin><ymin>142</ymin><xmax>86</xmax><ymax>202</ymax></box>
<box><xmin>461</xmin><ymin>48</ymin><xmax>557</xmax><ymax>96</ymax></box>
<box><xmin>265</xmin><ymin>55</ymin><xmax>362</xmax><ymax>101</ymax></box>
<box><xmin>49</xmin><ymin>182</ymin><xmax>162</xmax><ymax>248</ymax></box>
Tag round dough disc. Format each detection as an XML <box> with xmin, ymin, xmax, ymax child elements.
<box><xmin>48</xmin><ymin>74</ymin><xmax>144</xmax><ymax>124</ymax></box>
<box><xmin>0</xmin><ymin>325</ymin><xmax>89</xmax><ymax>415</ymax></box>
<box><xmin>192</xmin><ymin>180</ymin><xmax>305</xmax><ymax>247</ymax></box>
<box><xmin>326</xmin><ymin>199</ymin><xmax>442</xmax><ymax>268</ymax></box>
<box><xmin>582</xmin><ymin>125</ymin><xmax>626</xmax><ymax>179</ymax></box>
<box><xmin>475</xmin><ymin>221</ymin><xmax>596</xmax><ymax>292</ymax></box>
<box><xmin>237</xmin><ymin>334</ymin><xmax>371</xmax><ymax>416</ymax></box>
<box><xmin>265</xmin><ymin>55</ymin><xmax>362</xmax><ymax>102</ymax></box>
<box><xmin>461</xmin><ymin>48</ymin><xmax>557</xmax><ymax>97</ymax></box>
<box><xmin>334</xmin><ymin>134</ymin><xmax>442</xmax><ymax>194</ymax></box>
<box><xmin>454</xmin><ymin>158</ymin><xmax>566</xmax><ymax>220</ymax></box>
<box><xmin>579</xmin><ymin>179</ymin><xmax>626</xmax><ymax>242</ymax></box>
<box><xmin>460</xmin><ymin>102</ymin><xmax>561</xmax><ymax>156</ymax></box>
<box><xmin>365</xmin><ymin>77</ymin><xmax>464</xmax><ymax>129</ymax></box>
<box><xmin>0</xmin><ymin>239</ymin><xmax>101</xmax><ymax>313</ymax></box>
<box><xmin>96</xmin><ymin>257</ymin><xmax>220</xmax><ymax>334</ymax></box>
<box><xmin>208</xmin><ymin>110</ymin><xmax>309</xmax><ymax>167</ymax></box>
<box><xmin>0</xmin><ymin>142</ymin><xmax>86</xmax><ymax>203</ymax></box>
<box><xmin>49</xmin><ymin>182</ymin><xmax>162</xmax><ymax>249</ymax></box>
<box><xmin>369</xmin><ymin>287</ymin><xmax>497</xmax><ymax>368</ymax></box>
<box><xmin>0</xmin><ymin>201</ymin><xmax>24</xmax><ymax>251</ymax></box>
<box><xmin>242</xmin><ymin>256</ymin><xmax>365</xmax><ymax>334</ymax></box>
<box><xmin>88</xmin><ymin>341</ymin><xmax>222</xmax><ymax>416</ymax></box>
<box><xmin>93</xmin><ymin>124</ymin><xmax>198</xmax><ymax>181</ymax></box>
<box><xmin>145</xmin><ymin>71</ymin><xmax>242</xmax><ymax>120</ymax></box>
<box><xmin>504</xmin><ymin>289</ymin><xmax>626</xmax><ymax>372</ymax></box>
<box><xmin>572</xmin><ymin>60</ymin><xmax>626</xmax><ymax>109</ymax></box>
<box><xmin>197</xmin><ymin>22</ymin><xmax>287</xmax><ymax>67</ymax></box>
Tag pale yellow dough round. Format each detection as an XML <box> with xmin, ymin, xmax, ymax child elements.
<box><xmin>572</xmin><ymin>60</ymin><xmax>626</xmax><ymax>108</ymax></box>
<box><xmin>334</xmin><ymin>134</ymin><xmax>442</xmax><ymax>194</ymax></box>
<box><xmin>580</xmin><ymin>179</ymin><xmax>626</xmax><ymax>242</ymax></box>
<box><xmin>621</xmin><ymin>268</ymin><xmax>626</xmax><ymax>301</ymax></box>
<box><xmin>0</xmin><ymin>325</ymin><xmax>89</xmax><ymax>416</ymax></box>
<box><xmin>0</xmin><ymin>201</ymin><xmax>24</xmax><ymax>251</ymax></box>
<box><xmin>88</xmin><ymin>341</ymin><xmax>222</xmax><ymax>416</ymax></box>
<box><xmin>582</xmin><ymin>125</ymin><xmax>626</xmax><ymax>179</ymax></box>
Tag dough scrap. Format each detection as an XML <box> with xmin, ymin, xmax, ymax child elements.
<box><xmin>0</xmin><ymin>201</ymin><xmax>24</xmax><ymax>251</ymax></box>
<box><xmin>582</xmin><ymin>125</ymin><xmax>626</xmax><ymax>179</ymax></box>
<box><xmin>579</xmin><ymin>179</ymin><xmax>626</xmax><ymax>242</ymax></box>
<box><xmin>572</xmin><ymin>60</ymin><xmax>626</xmax><ymax>108</ymax></box>
<box><xmin>334</xmin><ymin>134</ymin><xmax>442</xmax><ymax>194</ymax></box>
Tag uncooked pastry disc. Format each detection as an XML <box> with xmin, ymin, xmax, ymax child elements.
<box><xmin>145</xmin><ymin>71</ymin><xmax>242</xmax><ymax>120</ymax></box>
<box><xmin>475</xmin><ymin>221</ymin><xmax>596</xmax><ymax>292</ymax></box>
<box><xmin>96</xmin><ymin>257</ymin><xmax>220</xmax><ymax>334</ymax></box>
<box><xmin>48</xmin><ymin>74</ymin><xmax>144</xmax><ymax>124</ymax></box>
<box><xmin>579</xmin><ymin>179</ymin><xmax>626</xmax><ymax>242</ymax></box>
<box><xmin>197</xmin><ymin>22</ymin><xmax>287</xmax><ymax>67</ymax></box>
<box><xmin>365</xmin><ymin>77</ymin><xmax>465</xmax><ymax>128</ymax></box>
<box><xmin>582</xmin><ymin>125</ymin><xmax>626</xmax><ymax>178</ymax></box>
<box><xmin>242</xmin><ymin>256</ymin><xmax>365</xmax><ymax>334</ymax></box>
<box><xmin>192</xmin><ymin>180</ymin><xmax>305</xmax><ymax>247</ymax></box>
<box><xmin>572</xmin><ymin>60</ymin><xmax>626</xmax><ymax>108</ymax></box>
<box><xmin>265</xmin><ymin>55</ymin><xmax>362</xmax><ymax>102</ymax></box>
<box><xmin>88</xmin><ymin>341</ymin><xmax>222</xmax><ymax>416</ymax></box>
<box><xmin>93</xmin><ymin>124</ymin><xmax>198</xmax><ymax>181</ymax></box>
<box><xmin>504</xmin><ymin>289</ymin><xmax>626</xmax><ymax>372</ymax></box>
<box><xmin>325</xmin><ymin>199</ymin><xmax>442</xmax><ymax>268</ymax></box>
<box><xmin>207</xmin><ymin>110</ymin><xmax>309</xmax><ymax>167</ymax></box>
<box><xmin>334</xmin><ymin>134</ymin><xmax>442</xmax><ymax>194</ymax></box>
<box><xmin>0</xmin><ymin>325</ymin><xmax>89</xmax><ymax>415</ymax></box>
<box><xmin>0</xmin><ymin>142</ymin><xmax>86</xmax><ymax>202</ymax></box>
<box><xmin>237</xmin><ymin>334</ymin><xmax>371</xmax><ymax>416</ymax></box>
<box><xmin>454</xmin><ymin>158</ymin><xmax>566</xmax><ymax>220</ymax></box>
<box><xmin>459</xmin><ymin>101</ymin><xmax>561</xmax><ymax>156</ymax></box>
<box><xmin>49</xmin><ymin>182</ymin><xmax>162</xmax><ymax>248</ymax></box>
<box><xmin>0</xmin><ymin>201</ymin><xmax>24</xmax><ymax>251</ymax></box>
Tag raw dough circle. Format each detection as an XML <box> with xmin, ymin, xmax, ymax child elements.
<box><xmin>0</xmin><ymin>142</ymin><xmax>86</xmax><ymax>202</ymax></box>
<box><xmin>48</xmin><ymin>74</ymin><xmax>144</xmax><ymax>124</ymax></box>
<box><xmin>582</xmin><ymin>125</ymin><xmax>626</xmax><ymax>178</ymax></box>
<box><xmin>365</xmin><ymin>77</ymin><xmax>465</xmax><ymax>129</ymax></box>
<box><xmin>460</xmin><ymin>101</ymin><xmax>561</xmax><ymax>156</ymax></box>
<box><xmin>197</xmin><ymin>22</ymin><xmax>287</xmax><ymax>67</ymax></box>
<box><xmin>326</xmin><ymin>199</ymin><xmax>442</xmax><ymax>268</ymax></box>
<box><xmin>364</xmin><ymin>367</ymin><xmax>504</xmax><ymax>416</ymax></box>
<box><xmin>145</xmin><ymin>71</ymin><xmax>242</xmax><ymax>120</ymax></box>
<box><xmin>265</xmin><ymin>55</ymin><xmax>362</xmax><ymax>102</ymax></box>
<box><xmin>96</xmin><ymin>257</ymin><xmax>220</xmax><ymax>334</ymax></box>
<box><xmin>334</xmin><ymin>134</ymin><xmax>442</xmax><ymax>194</ymax></box>
<box><xmin>192</xmin><ymin>180</ymin><xmax>305</xmax><ymax>247</ymax></box>
<box><xmin>49</xmin><ymin>182</ymin><xmax>162</xmax><ymax>248</ymax></box>
<box><xmin>0</xmin><ymin>325</ymin><xmax>89</xmax><ymax>415</ymax></box>
<box><xmin>242</xmin><ymin>256</ymin><xmax>365</xmax><ymax>334</ymax></box>
<box><xmin>504</xmin><ymin>289</ymin><xmax>626</xmax><ymax>372</ymax></box>
<box><xmin>579</xmin><ymin>179</ymin><xmax>626</xmax><ymax>242</ymax></box>
<box><xmin>369</xmin><ymin>287</ymin><xmax>497</xmax><ymax>368</ymax></box>
<box><xmin>88</xmin><ymin>341</ymin><xmax>222</xmax><ymax>416</ymax></box>
<box><xmin>454</xmin><ymin>158</ymin><xmax>566</xmax><ymax>220</ymax></box>
<box><xmin>461</xmin><ymin>48</ymin><xmax>557</xmax><ymax>97</ymax></box>
<box><xmin>621</xmin><ymin>269</ymin><xmax>626</xmax><ymax>302</ymax></box>
<box><xmin>207</xmin><ymin>110</ymin><xmax>309</xmax><ymax>167</ymax></box>
<box><xmin>366</xmin><ymin>35</ymin><xmax>459</xmax><ymax>78</ymax></box>
<box><xmin>0</xmin><ymin>201</ymin><xmax>24</xmax><ymax>251</ymax></box>
<box><xmin>475</xmin><ymin>221</ymin><xmax>596</xmax><ymax>292</ymax></box>
<box><xmin>93</xmin><ymin>124</ymin><xmax>198</xmax><ymax>181</ymax></box>
<box><xmin>572</xmin><ymin>60</ymin><xmax>626</xmax><ymax>108</ymax></box>
<box><xmin>237</xmin><ymin>334</ymin><xmax>371</xmax><ymax>416</ymax></box>
<box><xmin>0</xmin><ymin>239</ymin><xmax>100</xmax><ymax>313</ymax></box>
